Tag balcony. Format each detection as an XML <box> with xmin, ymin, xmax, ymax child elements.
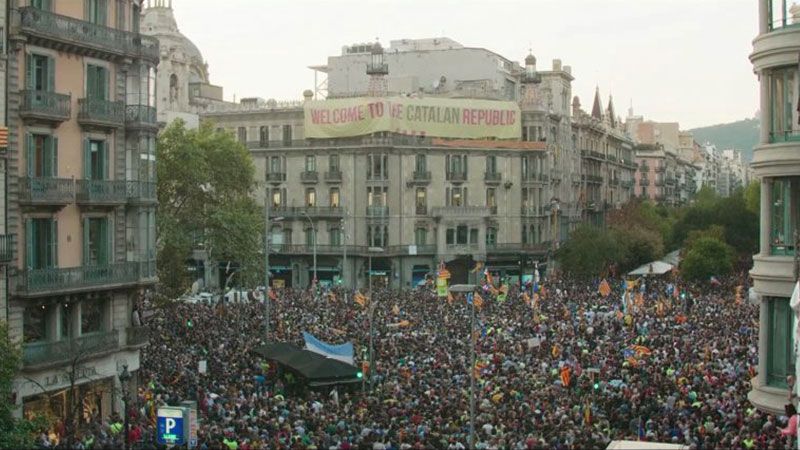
<box><xmin>300</xmin><ymin>171</ymin><xmax>319</xmax><ymax>183</ymax></box>
<box><xmin>14</xmin><ymin>262</ymin><xmax>140</xmax><ymax>296</ymax></box>
<box><xmin>521</xmin><ymin>206</ymin><xmax>549</xmax><ymax>217</ymax></box>
<box><xmin>17</xmin><ymin>7</ymin><xmax>159</xmax><ymax>62</ymax></box>
<box><xmin>446</xmin><ymin>171</ymin><xmax>467</xmax><ymax>183</ymax></box>
<box><xmin>125</xmin><ymin>105</ymin><xmax>157</xmax><ymax>130</ymax></box>
<box><xmin>366</xmin><ymin>205</ymin><xmax>389</xmax><ymax>218</ymax></box>
<box><xmin>550</xmin><ymin>170</ymin><xmax>562</xmax><ymax>182</ymax></box>
<box><xmin>655</xmin><ymin>179</ymin><xmax>665</xmax><ymax>186</ymax></box>
<box><xmin>78</xmin><ymin>98</ymin><xmax>124</xmax><ymax>128</ymax></box>
<box><xmin>571</xmin><ymin>174</ymin><xmax>582</xmax><ymax>184</ymax></box>
<box><xmin>266</xmin><ymin>172</ymin><xmax>286</xmax><ymax>184</ymax></box>
<box><xmin>409</xmin><ymin>171</ymin><xmax>432</xmax><ymax>185</ymax></box>
<box><xmin>126</xmin><ymin>326</ymin><xmax>150</xmax><ymax>347</ymax></box>
<box><xmin>664</xmin><ymin>176</ymin><xmax>676</xmax><ymax>186</ymax></box>
<box><xmin>622</xmin><ymin>180</ymin><xmax>634</xmax><ymax>189</ymax></box>
<box><xmin>610</xmin><ymin>178</ymin><xmax>620</xmax><ymax>187</ymax></box>
<box><xmin>19</xmin><ymin>177</ymin><xmax>75</xmax><ymax>206</ymax></box>
<box><xmin>640</xmin><ymin>178</ymin><xmax>649</xmax><ymax>186</ymax></box>
<box><xmin>126</xmin><ymin>181</ymin><xmax>157</xmax><ymax>204</ymax></box>
<box><xmin>324</xmin><ymin>171</ymin><xmax>342</xmax><ymax>182</ymax></box>
<box><xmin>416</xmin><ymin>205</ymin><xmax>427</xmax><ymax>215</ymax></box>
<box><xmin>76</xmin><ymin>180</ymin><xmax>127</xmax><ymax>206</ymax></box>
<box><xmin>483</xmin><ymin>172</ymin><xmax>502</xmax><ymax>185</ymax></box>
<box><xmin>431</xmin><ymin>206</ymin><xmax>491</xmax><ymax>218</ymax></box>
<box><xmin>269</xmin><ymin>206</ymin><xmax>344</xmax><ymax>219</ymax></box>
<box><xmin>523</xmin><ymin>173</ymin><xmax>549</xmax><ymax>184</ymax></box>
<box><xmin>582</xmin><ymin>174</ymin><xmax>602</xmax><ymax>184</ymax></box>
<box><xmin>20</xmin><ymin>90</ymin><xmax>71</xmax><ymax>124</ymax></box>
<box><xmin>487</xmin><ymin>242</ymin><xmax>550</xmax><ymax>254</ymax></box>
<box><xmin>22</xmin><ymin>330</ymin><xmax>120</xmax><ymax>369</ymax></box>
<box><xmin>655</xmin><ymin>166</ymin><xmax>666</xmax><ymax>173</ymax></box>
<box><xmin>0</xmin><ymin>235</ymin><xmax>12</xmax><ymax>263</ymax></box>
<box><xmin>607</xmin><ymin>155</ymin><xmax>618</xmax><ymax>163</ymax></box>
<box><xmin>639</xmin><ymin>165</ymin><xmax>650</xmax><ymax>172</ymax></box>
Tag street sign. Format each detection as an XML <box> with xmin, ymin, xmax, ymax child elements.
<box><xmin>157</xmin><ymin>407</ymin><xmax>186</xmax><ymax>445</ymax></box>
<box><xmin>181</xmin><ymin>401</ymin><xmax>198</xmax><ymax>449</ymax></box>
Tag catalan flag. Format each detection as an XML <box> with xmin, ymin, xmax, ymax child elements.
<box><xmin>598</xmin><ymin>279</ymin><xmax>611</xmax><ymax>297</ymax></box>
<box><xmin>584</xmin><ymin>399</ymin><xmax>591</xmax><ymax>426</ymax></box>
<box><xmin>560</xmin><ymin>366</ymin><xmax>571</xmax><ymax>387</ymax></box>
<box><xmin>355</xmin><ymin>292</ymin><xmax>366</xmax><ymax>307</ymax></box>
<box><xmin>473</xmin><ymin>293</ymin><xmax>484</xmax><ymax>311</ymax></box>
<box><xmin>0</xmin><ymin>126</ymin><xmax>8</xmax><ymax>149</ymax></box>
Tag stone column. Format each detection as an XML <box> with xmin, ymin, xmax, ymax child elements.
<box><xmin>759</xmin><ymin>0</ymin><xmax>769</xmax><ymax>34</ymax></box>
<box><xmin>760</xmin><ymin>72</ymin><xmax>771</xmax><ymax>144</ymax></box>
<box><xmin>761</xmin><ymin>178</ymin><xmax>772</xmax><ymax>256</ymax></box>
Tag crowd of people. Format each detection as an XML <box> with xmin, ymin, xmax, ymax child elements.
<box><xmin>47</xmin><ymin>265</ymin><xmax>800</xmax><ymax>449</ymax></box>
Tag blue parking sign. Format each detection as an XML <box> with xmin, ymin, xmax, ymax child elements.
<box><xmin>157</xmin><ymin>407</ymin><xmax>185</xmax><ymax>445</ymax></box>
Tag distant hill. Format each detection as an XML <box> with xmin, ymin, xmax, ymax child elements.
<box><xmin>688</xmin><ymin>118</ymin><xmax>760</xmax><ymax>162</ymax></box>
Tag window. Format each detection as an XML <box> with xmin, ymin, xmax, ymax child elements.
<box><xmin>415</xmin><ymin>228</ymin><xmax>427</xmax><ymax>246</ymax></box>
<box><xmin>329</xmin><ymin>155</ymin><xmax>340</xmax><ymax>172</ymax></box>
<box><xmin>282</xmin><ymin>125</ymin><xmax>292</xmax><ymax>143</ymax></box>
<box><xmin>305</xmin><ymin>227</ymin><xmax>316</xmax><ymax>246</ymax></box>
<box><xmin>27</xmin><ymin>134</ymin><xmax>57</xmax><ymax>177</ymax></box>
<box><xmin>86</xmin><ymin>0</ymin><xmax>108</xmax><ymax>25</ymax></box>
<box><xmin>26</xmin><ymin>53</ymin><xmax>54</xmax><ymax>93</ymax></box>
<box><xmin>329</xmin><ymin>228</ymin><xmax>341</xmax><ymax>246</ymax></box>
<box><xmin>259</xmin><ymin>126</ymin><xmax>269</xmax><ymax>146</ymax></box>
<box><xmin>24</xmin><ymin>305</ymin><xmax>47</xmax><ymax>343</ymax></box>
<box><xmin>486</xmin><ymin>188</ymin><xmax>496</xmax><ymax>209</ymax></box>
<box><xmin>81</xmin><ymin>300</ymin><xmax>104</xmax><ymax>335</ymax></box>
<box><xmin>116</xmin><ymin>0</ymin><xmax>126</xmax><ymax>30</ymax></box>
<box><xmin>86</xmin><ymin>64</ymin><xmax>109</xmax><ymax>100</ymax></box>
<box><xmin>416</xmin><ymin>188</ymin><xmax>426</xmax><ymax>212</ymax></box>
<box><xmin>771</xmin><ymin>177</ymin><xmax>799</xmax><ymax>255</ymax></box>
<box><xmin>522</xmin><ymin>126</ymin><xmax>528</xmax><ymax>142</ymax></box>
<box><xmin>60</xmin><ymin>303</ymin><xmax>72</xmax><ymax>340</ymax></box>
<box><xmin>446</xmin><ymin>228</ymin><xmax>455</xmax><ymax>245</ymax></box>
<box><xmin>329</xmin><ymin>188</ymin><xmax>340</xmax><ymax>208</ymax></box>
<box><xmin>470</xmin><ymin>228</ymin><xmax>478</xmax><ymax>245</ymax></box>
<box><xmin>446</xmin><ymin>154</ymin><xmax>467</xmax><ymax>177</ymax></box>
<box><xmin>367</xmin><ymin>186</ymin><xmax>387</xmax><ymax>206</ymax></box>
<box><xmin>270</xmin><ymin>225</ymin><xmax>284</xmax><ymax>246</ymax></box>
<box><xmin>415</xmin><ymin>154</ymin><xmax>427</xmax><ymax>173</ymax></box>
<box><xmin>237</xmin><ymin>127</ymin><xmax>247</xmax><ymax>143</ymax></box>
<box><xmin>769</xmin><ymin>66</ymin><xmax>798</xmax><ymax>142</ymax></box>
<box><xmin>456</xmin><ymin>226</ymin><xmax>468</xmax><ymax>245</ymax></box>
<box><xmin>270</xmin><ymin>156</ymin><xmax>282</xmax><ymax>173</ymax></box>
<box><xmin>486</xmin><ymin>155</ymin><xmax>497</xmax><ymax>173</ymax></box>
<box><xmin>305</xmin><ymin>188</ymin><xmax>316</xmax><ymax>207</ymax></box>
<box><xmin>367</xmin><ymin>225</ymin><xmax>388</xmax><ymax>247</ymax></box>
<box><xmin>446</xmin><ymin>187</ymin><xmax>467</xmax><ymax>206</ymax></box>
<box><xmin>305</xmin><ymin>155</ymin><xmax>316</xmax><ymax>172</ymax></box>
<box><xmin>84</xmin><ymin>139</ymin><xmax>108</xmax><ymax>180</ymax></box>
<box><xmin>767</xmin><ymin>296</ymin><xmax>795</xmax><ymax>387</ymax></box>
<box><xmin>84</xmin><ymin>217</ymin><xmax>110</xmax><ymax>265</ymax></box>
<box><xmin>31</xmin><ymin>0</ymin><xmax>52</xmax><ymax>10</ymax></box>
<box><xmin>486</xmin><ymin>227</ymin><xmax>498</xmax><ymax>245</ymax></box>
<box><xmin>25</xmin><ymin>218</ymin><xmax>57</xmax><ymax>270</ymax></box>
<box><xmin>367</xmin><ymin>153</ymin><xmax>388</xmax><ymax>180</ymax></box>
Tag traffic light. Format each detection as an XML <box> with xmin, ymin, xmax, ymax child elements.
<box><xmin>356</xmin><ymin>371</ymin><xmax>363</xmax><ymax>379</ymax></box>
<box><xmin>593</xmin><ymin>382</ymin><xmax>600</xmax><ymax>390</ymax></box>
<box><xmin>680</xmin><ymin>292</ymin><xmax>686</xmax><ymax>300</ymax></box>
<box><xmin>187</xmin><ymin>319</ymin><xmax>193</xmax><ymax>327</ymax></box>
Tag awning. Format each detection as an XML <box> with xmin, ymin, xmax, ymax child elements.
<box><xmin>252</xmin><ymin>343</ymin><xmax>361</xmax><ymax>385</ymax></box>
<box><xmin>628</xmin><ymin>261</ymin><xmax>674</xmax><ymax>276</ymax></box>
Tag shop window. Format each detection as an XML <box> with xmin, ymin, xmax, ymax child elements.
<box><xmin>23</xmin><ymin>305</ymin><xmax>47</xmax><ymax>343</ymax></box>
<box><xmin>81</xmin><ymin>300</ymin><xmax>104</xmax><ymax>335</ymax></box>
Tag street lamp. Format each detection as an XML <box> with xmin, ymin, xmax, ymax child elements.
<box><xmin>118</xmin><ymin>365</ymin><xmax>131</xmax><ymax>450</ymax></box>
<box><xmin>367</xmin><ymin>246</ymin><xmax>384</xmax><ymax>391</ymax></box>
<box><xmin>450</xmin><ymin>283</ymin><xmax>477</xmax><ymax>450</ymax></box>
<box><xmin>302</xmin><ymin>211</ymin><xmax>317</xmax><ymax>287</ymax></box>
<box><xmin>264</xmin><ymin>190</ymin><xmax>284</xmax><ymax>343</ymax></box>
<box><xmin>341</xmin><ymin>210</ymin><xmax>348</xmax><ymax>303</ymax></box>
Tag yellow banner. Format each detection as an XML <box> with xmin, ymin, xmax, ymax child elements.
<box><xmin>304</xmin><ymin>97</ymin><xmax>521</xmax><ymax>140</ymax></box>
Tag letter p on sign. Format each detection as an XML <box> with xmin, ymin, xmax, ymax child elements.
<box><xmin>166</xmin><ymin>418</ymin><xmax>176</xmax><ymax>434</ymax></box>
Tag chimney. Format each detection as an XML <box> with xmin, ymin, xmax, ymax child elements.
<box><xmin>552</xmin><ymin>59</ymin><xmax>562</xmax><ymax>72</ymax></box>
<box><xmin>563</xmin><ymin>65</ymin><xmax>571</xmax><ymax>75</ymax></box>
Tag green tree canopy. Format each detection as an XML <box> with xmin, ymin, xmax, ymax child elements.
<box><xmin>157</xmin><ymin>120</ymin><xmax>263</xmax><ymax>300</ymax></box>
<box><xmin>556</xmin><ymin>225</ymin><xmax>628</xmax><ymax>277</ymax></box>
<box><xmin>0</xmin><ymin>322</ymin><xmax>42</xmax><ymax>449</ymax></box>
<box><xmin>680</xmin><ymin>236</ymin><xmax>734</xmax><ymax>281</ymax></box>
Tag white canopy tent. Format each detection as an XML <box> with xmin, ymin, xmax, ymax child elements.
<box><xmin>628</xmin><ymin>260</ymin><xmax>674</xmax><ymax>276</ymax></box>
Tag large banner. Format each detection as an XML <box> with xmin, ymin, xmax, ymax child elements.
<box><xmin>302</xmin><ymin>331</ymin><xmax>355</xmax><ymax>365</ymax></box>
<box><xmin>305</xmin><ymin>96</ymin><xmax>521</xmax><ymax>139</ymax></box>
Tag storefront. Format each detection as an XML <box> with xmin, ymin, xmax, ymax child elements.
<box><xmin>269</xmin><ymin>265</ymin><xmax>292</xmax><ymax>288</ymax></box>
<box><xmin>22</xmin><ymin>376</ymin><xmax>113</xmax><ymax>439</ymax></box>
<box><xmin>411</xmin><ymin>265</ymin><xmax>431</xmax><ymax>287</ymax></box>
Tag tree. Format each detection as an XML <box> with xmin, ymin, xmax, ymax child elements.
<box><xmin>680</xmin><ymin>236</ymin><xmax>734</xmax><ymax>281</ymax></box>
<box><xmin>157</xmin><ymin>120</ymin><xmax>262</xmax><ymax>300</ymax></box>
<box><xmin>744</xmin><ymin>180</ymin><xmax>760</xmax><ymax>215</ymax></box>
<box><xmin>0</xmin><ymin>322</ymin><xmax>43</xmax><ymax>449</ymax></box>
<box><xmin>556</xmin><ymin>225</ymin><xmax>628</xmax><ymax>278</ymax></box>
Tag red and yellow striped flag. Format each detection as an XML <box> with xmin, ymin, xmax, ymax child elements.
<box><xmin>598</xmin><ymin>279</ymin><xmax>611</xmax><ymax>297</ymax></box>
<box><xmin>474</xmin><ymin>293</ymin><xmax>484</xmax><ymax>311</ymax></box>
<box><xmin>560</xmin><ymin>366</ymin><xmax>571</xmax><ymax>387</ymax></box>
<box><xmin>355</xmin><ymin>293</ymin><xmax>366</xmax><ymax>307</ymax></box>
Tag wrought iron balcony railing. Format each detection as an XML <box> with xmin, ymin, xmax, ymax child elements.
<box><xmin>22</xmin><ymin>330</ymin><xmax>119</xmax><ymax>368</ymax></box>
<box><xmin>78</xmin><ymin>98</ymin><xmax>124</xmax><ymax>127</ymax></box>
<box><xmin>19</xmin><ymin>177</ymin><xmax>75</xmax><ymax>205</ymax></box>
<box><xmin>125</xmin><ymin>105</ymin><xmax>157</xmax><ymax>128</ymax></box>
<box><xmin>15</xmin><ymin>262</ymin><xmax>140</xmax><ymax>295</ymax></box>
<box><xmin>76</xmin><ymin>180</ymin><xmax>127</xmax><ymax>205</ymax></box>
<box><xmin>20</xmin><ymin>90</ymin><xmax>71</xmax><ymax>122</ymax></box>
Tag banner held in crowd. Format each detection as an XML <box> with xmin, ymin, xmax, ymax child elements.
<box><xmin>302</xmin><ymin>332</ymin><xmax>355</xmax><ymax>365</ymax></box>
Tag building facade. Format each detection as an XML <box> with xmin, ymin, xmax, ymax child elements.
<box><xmin>6</xmin><ymin>0</ymin><xmax>158</xmax><ymax>424</ymax></box>
<box><xmin>748</xmin><ymin>0</ymin><xmax>800</xmax><ymax>414</ymax></box>
<box><xmin>0</xmin><ymin>0</ymin><xmax>10</xmax><ymax>326</ymax></box>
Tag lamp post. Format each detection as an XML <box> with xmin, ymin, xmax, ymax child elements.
<box><xmin>118</xmin><ymin>365</ymin><xmax>131</xmax><ymax>450</ymax></box>
<box><xmin>342</xmin><ymin>210</ymin><xmax>348</xmax><ymax>303</ymax></box>
<box><xmin>450</xmin><ymin>284</ymin><xmax>477</xmax><ymax>450</ymax></box>
<box><xmin>264</xmin><ymin>191</ymin><xmax>284</xmax><ymax>342</ymax></box>
<box><xmin>367</xmin><ymin>246</ymin><xmax>384</xmax><ymax>391</ymax></box>
<box><xmin>302</xmin><ymin>212</ymin><xmax>317</xmax><ymax>287</ymax></box>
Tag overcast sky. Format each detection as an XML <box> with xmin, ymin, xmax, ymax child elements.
<box><xmin>168</xmin><ymin>0</ymin><xmax>758</xmax><ymax>130</ymax></box>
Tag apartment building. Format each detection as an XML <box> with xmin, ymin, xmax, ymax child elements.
<box><xmin>6</xmin><ymin>0</ymin><xmax>158</xmax><ymax>422</ymax></box>
<box><xmin>748</xmin><ymin>0</ymin><xmax>800</xmax><ymax>414</ymax></box>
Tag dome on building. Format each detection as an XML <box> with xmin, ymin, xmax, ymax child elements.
<box><xmin>142</xmin><ymin>1</ymin><xmax>209</xmax><ymax>84</ymax></box>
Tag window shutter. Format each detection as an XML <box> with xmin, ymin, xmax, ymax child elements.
<box><xmin>463</xmin><ymin>155</ymin><xmax>468</xmax><ymax>176</ymax></box>
<box><xmin>46</xmin><ymin>56</ymin><xmax>55</xmax><ymax>92</ymax></box>
<box><xmin>85</xmin><ymin>0</ymin><xmax>91</xmax><ymax>21</ymax></box>
<box><xmin>86</xmin><ymin>65</ymin><xmax>95</xmax><ymax>98</ymax></box>
<box><xmin>445</xmin><ymin>155</ymin><xmax>450</xmax><ymax>175</ymax></box>
<box><xmin>103</xmin><ymin>67</ymin><xmax>110</xmax><ymax>101</ymax></box>
<box><xmin>26</xmin><ymin>134</ymin><xmax>33</xmax><ymax>176</ymax></box>
<box><xmin>50</xmin><ymin>219</ymin><xmax>58</xmax><ymax>268</ymax></box>
<box><xmin>101</xmin><ymin>218</ymin><xmax>110</xmax><ymax>265</ymax></box>
<box><xmin>51</xmin><ymin>137</ymin><xmax>58</xmax><ymax>177</ymax></box>
<box><xmin>102</xmin><ymin>141</ymin><xmax>109</xmax><ymax>180</ymax></box>
<box><xmin>25</xmin><ymin>53</ymin><xmax>33</xmax><ymax>90</ymax></box>
<box><xmin>83</xmin><ymin>139</ymin><xmax>91</xmax><ymax>180</ymax></box>
<box><xmin>445</xmin><ymin>187</ymin><xmax>450</xmax><ymax>206</ymax></box>
<box><xmin>82</xmin><ymin>217</ymin><xmax>90</xmax><ymax>265</ymax></box>
<box><xmin>25</xmin><ymin>219</ymin><xmax>33</xmax><ymax>270</ymax></box>
<box><xmin>99</xmin><ymin>0</ymin><xmax>108</xmax><ymax>26</ymax></box>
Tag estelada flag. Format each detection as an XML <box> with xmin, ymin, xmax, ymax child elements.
<box><xmin>473</xmin><ymin>293</ymin><xmax>484</xmax><ymax>310</ymax></box>
<box><xmin>560</xmin><ymin>366</ymin><xmax>571</xmax><ymax>387</ymax></box>
<box><xmin>598</xmin><ymin>279</ymin><xmax>611</xmax><ymax>297</ymax></box>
